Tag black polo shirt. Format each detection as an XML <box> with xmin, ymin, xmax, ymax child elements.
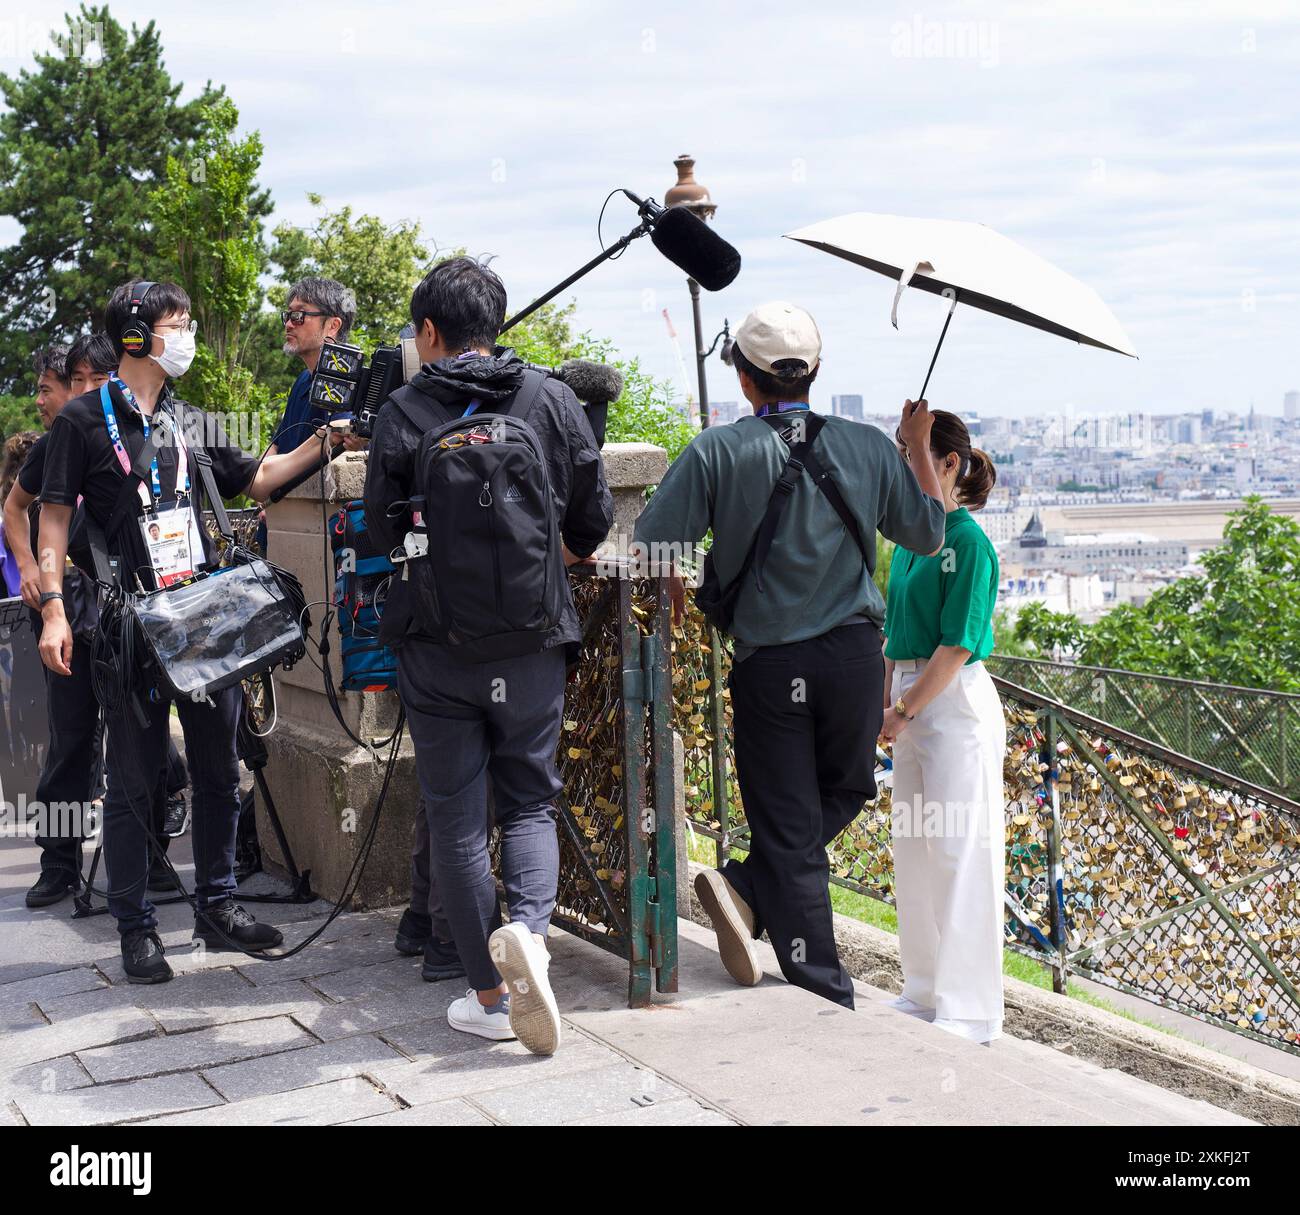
<box><xmin>40</xmin><ymin>379</ymin><xmax>259</xmax><ymax>588</ymax></box>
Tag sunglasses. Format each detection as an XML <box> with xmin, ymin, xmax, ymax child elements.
<box><xmin>281</xmin><ymin>309</ymin><xmax>331</xmax><ymax>327</ymax></box>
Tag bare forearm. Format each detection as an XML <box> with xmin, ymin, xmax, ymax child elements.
<box><xmin>899</xmin><ymin>645</ymin><xmax>971</xmax><ymax>718</ymax></box>
<box><xmin>246</xmin><ymin>433</ymin><xmax>333</xmax><ymax>502</ymax></box>
<box><xmin>3</xmin><ymin>485</ymin><xmax>35</xmax><ymax>573</ymax></box>
<box><xmin>36</xmin><ymin>505</ymin><xmax>71</xmax><ymax>597</ymax></box>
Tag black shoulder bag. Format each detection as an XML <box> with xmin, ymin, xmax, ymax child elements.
<box><xmin>695</xmin><ymin>412</ymin><xmax>872</xmax><ymax>636</ymax></box>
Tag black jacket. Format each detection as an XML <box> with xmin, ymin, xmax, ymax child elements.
<box><xmin>364</xmin><ymin>347</ymin><xmax>613</xmax><ymax>651</ymax></box>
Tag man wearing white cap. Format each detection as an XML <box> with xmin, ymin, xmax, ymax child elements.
<box><xmin>634</xmin><ymin>301</ymin><xmax>946</xmax><ymax>1006</ymax></box>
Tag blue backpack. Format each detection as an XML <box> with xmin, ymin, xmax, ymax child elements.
<box><xmin>331</xmin><ymin>500</ymin><xmax>397</xmax><ymax>692</ymax></box>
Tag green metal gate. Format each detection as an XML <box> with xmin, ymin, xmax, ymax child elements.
<box><xmin>548</xmin><ymin>569</ymin><xmax>678</xmax><ymax>1006</ymax></box>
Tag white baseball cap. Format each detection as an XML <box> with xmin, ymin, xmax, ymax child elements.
<box><xmin>734</xmin><ymin>301</ymin><xmax>822</xmax><ymax>377</ymax></box>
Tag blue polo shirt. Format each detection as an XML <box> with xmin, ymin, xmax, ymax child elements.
<box><xmin>271</xmin><ymin>369</ymin><xmax>328</xmax><ymax>455</ymax></box>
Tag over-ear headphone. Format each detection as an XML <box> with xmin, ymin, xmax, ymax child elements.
<box><xmin>120</xmin><ymin>280</ymin><xmax>157</xmax><ymax>359</ymax></box>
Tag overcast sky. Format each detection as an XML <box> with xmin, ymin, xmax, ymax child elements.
<box><xmin>3</xmin><ymin>1</ymin><xmax>1297</xmax><ymax>418</ymax></box>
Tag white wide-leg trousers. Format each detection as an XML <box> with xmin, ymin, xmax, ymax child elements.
<box><xmin>889</xmin><ymin>659</ymin><xmax>1007</xmax><ymax>1042</ymax></box>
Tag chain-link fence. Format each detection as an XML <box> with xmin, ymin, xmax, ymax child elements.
<box><xmin>673</xmin><ymin>603</ymin><xmax>1300</xmax><ymax>1055</ymax></box>
<box><xmin>988</xmin><ymin>655</ymin><xmax>1300</xmax><ymax>803</ymax></box>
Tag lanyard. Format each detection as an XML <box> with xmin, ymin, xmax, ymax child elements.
<box><xmin>100</xmin><ymin>378</ymin><xmax>189</xmax><ymax>509</ymax></box>
<box><xmin>756</xmin><ymin>401</ymin><xmax>811</xmax><ymax>416</ymax></box>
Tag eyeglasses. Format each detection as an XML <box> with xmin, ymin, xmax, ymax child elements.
<box><xmin>282</xmin><ymin>309</ymin><xmax>331</xmax><ymax>327</ymax></box>
<box><xmin>153</xmin><ymin>318</ymin><xmax>197</xmax><ymax>335</ymax></box>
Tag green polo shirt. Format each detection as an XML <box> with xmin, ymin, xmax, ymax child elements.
<box><xmin>884</xmin><ymin>507</ymin><xmax>999</xmax><ymax>663</ymax></box>
<box><xmin>633</xmin><ymin>409</ymin><xmax>947</xmax><ymax>651</ymax></box>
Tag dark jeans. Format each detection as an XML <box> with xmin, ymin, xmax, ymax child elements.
<box><xmin>34</xmin><ymin>634</ymin><xmax>102</xmax><ymax>877</ymax></box>
<box><xmin>101</xmin><ymin>685</ymin><xmax>242</xmax><ymax>936</ymax></box>
<box><xmin>398</xmin><ymin>640</ymin><xmax>564</xmax><ymax>991</ymax></box>
<box><xmin>723</xmin><ymin>624</ymin><xmax>884</xmax><ymax>1008</ymax></box>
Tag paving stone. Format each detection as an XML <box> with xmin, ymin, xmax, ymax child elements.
<box><xmin>370</xmin><ymin>1032</ymin><xmax>625</xmax><ymax>1108</ymax></box>
<box><xmin>377</xmin><ymin>1012</ymin><xmax>507</xmax><ymax>1062</ymax></box>
<box><xmin>0</xmin><ymin>1054</ymin><xmax>93</xmax><ymax>1102</ymax></box>
<box><xmin>40</xmin><ymin>966</ymin><xmax>329</xmax><ymax>1034</ymax></box>
<box><xmin>202</xmin><ymin>1034</ymin><xmax>406</xmax><ymax>1102</ymax></box>
<box><xmin>306</xmin><ymin>956</ymin><xmax>424</xmax><ymax>1002</ymax></box>
<box><xmin>474</xmin><ymin>1061</ymin><xmax>686</xmax><ymax>1125</ymax></box>
<box><xmin>0</xmin><ymin>966</ymin><xmax>107</xmax><ymax>1008</ymax></box>
<box><xmin>565</xmin><ymin>1097</ymin><xmax>738</xmax><ymax>1126</ymax></box>
<box><xmin>4</xmin><ymin>1003</ymin><xmax>160</xmax><ymax>1070</ymax></box>
<box><xmin>343</xmin><ymin>1098</ymin><xmax>495</xmax><ymax>1126</ymax></box>
<box><xmin>292</xmin><ymin>984</ymin><xmax>450</xmax><ymax>1040</ymax></box>
<box><xmin>15</xmin><ymin>1072</ymin><xmax>222</xmax><ymax>1126</ymax></box>
<box><xmin>141</xmin><ymin>1076</ymin><xmax>396</xmax><ymax>1126</ymax></box>
<box><xmin>232</xmin><ymin>924</ymin><xmax>406</xmax><ymax>987</ymax></box>
<box><xmin>78</xmin><ymin>1016</ymin><xmax>313</xmax><ymax>1082</ymax></box>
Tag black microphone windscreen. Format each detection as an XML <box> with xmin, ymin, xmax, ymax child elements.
<box><xmin>558</xmin><ymin>358</ymin><xmax>624</xmax><ymax>405</ymax></box>
<box><xmin>650</xmin><ymin>206</ymin><xmax>741</xmax><ymax>291</ymax></box>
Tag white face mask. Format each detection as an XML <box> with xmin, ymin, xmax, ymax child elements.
<box><xmin>150</xmin><ymin>325</ymin><xmax>197</xmax><ymax>378</ymax></box>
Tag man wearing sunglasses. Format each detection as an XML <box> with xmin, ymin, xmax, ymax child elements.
<box><xmin>256</xmin><ymin>278</ymin><xmax>366</xmax><ymax>552</ymax></box>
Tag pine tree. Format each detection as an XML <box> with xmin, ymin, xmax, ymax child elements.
<box><xmin>0</xmin><ymin>5</ymin><xmax>222</xmax><ymax>390</ymax></box>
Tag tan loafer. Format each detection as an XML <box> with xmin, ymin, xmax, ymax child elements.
<box><xmin>694</xmin><ymin>869</ymin><xmax>762</xmax><ymax>987</ymax></box>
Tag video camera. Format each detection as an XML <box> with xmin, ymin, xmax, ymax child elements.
<box><xmin>308</xmin><ymin>337</ymin><xmax>624</xmax><ymax>448</ymax></box>
<box><xmin>308</xmin><ymin>337</ymin><xmax>422</xmax><ymax>440</ymax></box>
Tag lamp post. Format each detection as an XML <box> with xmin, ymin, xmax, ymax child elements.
<box><xmin>665</xmin><ymin>154</ymin><xmax>730</xmax><ymax>427</ymax></box>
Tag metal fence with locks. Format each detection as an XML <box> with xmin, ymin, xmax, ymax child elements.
<box><xmin>546</xmin><ymin>569</ymin><xmax>679</xmax><ymax>1006</ymax></box>
<box><xmin>671</xmin><ymin>600</ymin><xmax>1300</xmax><ymax>1056</ymax></box>
<box><xmin>987</xmin><ymin>655</ymin><xmax>1300</xmax><ymax>804</ymax></box>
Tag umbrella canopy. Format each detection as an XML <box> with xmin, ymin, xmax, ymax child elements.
<box><xmin>785</xmin><ymin>212</ymin><xmax>1137</xmax><ymax>359</ymax></box>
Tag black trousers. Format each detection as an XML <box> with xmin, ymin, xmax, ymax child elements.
<box><xmin>34</xmin><ymin>634</ymin><xmax>102</xmax><ymax>876</ymax></box>
<box><xmin>722</xmin><ymin>624</ymin><xmax>884</xmax><ymax>1008</ymax></box>
<box><xmin>101</xmin><ymin>686</ymin><xmax>240</xmax><ymax>936</ymax></box>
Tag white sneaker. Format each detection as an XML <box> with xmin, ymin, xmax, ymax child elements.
<box><xmin>887</xmin><ymin>994</ymin><xmax>936</xmax><ymax>1022</ymax></box>
<box><xmin>446</xmin><ymin>988</ymin><xmax>516</xmax><ymax>1042</ymax></box>
<box><xmin>490</xmin><ymin>922</ymin><xmax>562</xmax><ymax>1056</ymax></box>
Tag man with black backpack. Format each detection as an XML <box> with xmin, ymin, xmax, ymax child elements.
<box><xmin>633</xmin><ymin>301</ymin><xmax>947</xmax><ymax>1008</ymax></box>
<box><xmin>364</xmin><ymin>256</ymin><xmax>612</xmax><ymax>1056</ymax></box>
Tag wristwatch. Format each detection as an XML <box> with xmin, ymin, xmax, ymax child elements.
<box><xmin>39</xmin><ymin>591</ymin><xmax>64</xmax><ymax>607</ymax></box>
<box><xmin>893</xmin><ymin>697</ymin><xmax>915</xmax><ymax>720</ymax></box>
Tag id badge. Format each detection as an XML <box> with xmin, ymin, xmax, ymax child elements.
<box><xmin>141</xmin><ymin>501</ymin><xmax>203</xmax><ymax>587</ymax></box>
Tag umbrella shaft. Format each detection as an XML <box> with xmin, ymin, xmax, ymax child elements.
<box><xmin>918</xmin><ymin>299</ymin><xmax>956</xmax><ymax>402</ymax></box>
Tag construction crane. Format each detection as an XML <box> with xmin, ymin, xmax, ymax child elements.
<box><xmin>662</xmin><ymin>308</ymin><xmax>699</xmax><ymax>427</ymax></box>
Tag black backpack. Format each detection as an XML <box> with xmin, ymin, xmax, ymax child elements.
<box><xmin>696</xmin><ymin>411</ymin><xmax>871</xmax><ymax>635</ymax></box>
<box><xmin>389</xmin><ymin>369</ymin><xmax>564</xmax><ymax>663</ymax></box>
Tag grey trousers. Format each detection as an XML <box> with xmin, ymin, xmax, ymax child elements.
<box><xmin>397</xmin><ymin>640</ymin><xmax>565</xmax><ymax>991</ymax></box>
<box><xmin>409</xmin><ymin>782</ymin><xmax>497</xmax><ymax>941</ymax></box>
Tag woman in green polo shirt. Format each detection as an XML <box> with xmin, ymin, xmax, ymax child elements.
<box><xmin>880</xmin><ymin>409</ymin><xmax>1006</xmax><ymax>1045</ymax></box>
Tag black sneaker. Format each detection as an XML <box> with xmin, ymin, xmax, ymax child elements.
<box><xmin>394</xmin><ymin>907</ymin><xmax>432</xmax><ymax>956</ymax></box>
<box><xmin>422</xmin><ymin>936</ymin><xmax>467</xmax><ymax>982</ymax></box>
<box><xmin>162</xmin><ymin>793</ymin><xmax>190</xmax><ymax>838</ymax></box>
<box><xmin>147</xmin><ymin>856</ymin><xmax>180</xmax><ymax>892</ymax></box>
<box><xmin>121</xmin><ymin>929</ymin><xmax>173</xmax><ymax>984</ymax></box>
<box><xmin>193</xmin><ymin>902</ymin><xmax>284</xmax><ymax>952</ymax></box>
<box><xmin>26</xmin><ymin>869</ymin><xmax>79</xmax><ymax>908</ymax></box>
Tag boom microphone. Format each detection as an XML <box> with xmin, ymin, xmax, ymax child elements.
<box><xmin>522</xmin><ymin>357</ymin><xmax>624</xmax><ymax>448</ymax></box>
<box><xmin>554</xmin><ymin>358</ymin><xmax>624</xmax><ymax>406</ymax></box>
<box><xmin>624</xmin><ymin>190</ymin><xmax>741</xmax><ymax>291</ymax></box>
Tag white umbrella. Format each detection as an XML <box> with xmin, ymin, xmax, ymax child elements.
<box><xmin>784</xmin><ymin>211</ymin><xmax>1136</xmax><ymax>398</ymax></box>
